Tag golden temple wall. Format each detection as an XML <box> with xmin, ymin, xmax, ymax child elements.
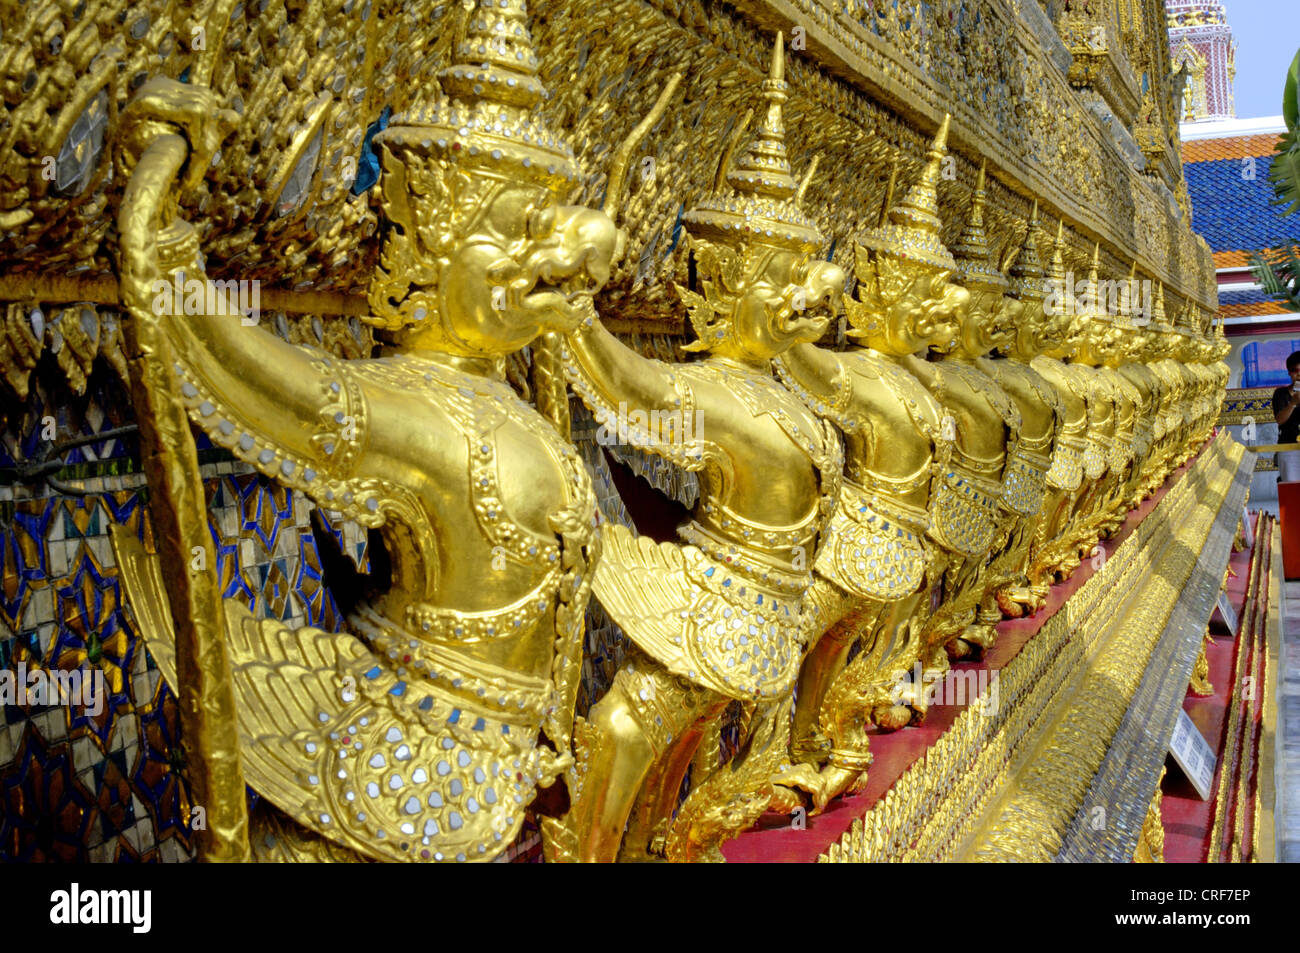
<box><xmin>2</xmin><ymin>0</ymin><xmax>1214</xmax><ymax>340</ymax></box>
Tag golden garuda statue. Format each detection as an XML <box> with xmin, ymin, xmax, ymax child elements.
<box><xmin>969</xmin><ymin>203</ymin><xmax>1065</xmax><ymax>632</ymax></box>
<box><xmin>769</xmin><ymin>117</ymin><xmax>963</xmax><ymax>809</ymax></box>
<box><xmin>1094</xmin><ymin>306</ymin><xmax>1145</xmax><ymax>541</ymax></box>
<box><xmin>113</xmin><ymin>0</ymin><xmax>624</xmax><ymax>863</ymax></box>
<box><xmin>549</xmin><ymin>33</ymin><xmax>846</xmax><ymax>863</ymax></box>
<box><xmin>1022</xmin><ymin>224</ymin><xmax>1090</xmax><ymax>607</ymax></box>
<box><xmin>1067</xmin><ymin>251</ymin><xmax>1133</xmax><ymax>554</ymax></box>
<box><xmin>1174</xmin><ymin>302</ymin><xmax>1221</xmax><ymax>457</ymax></box>
<box><xmin>1111</xmin><ymin>306</ymin><xmax>1160</xmax><ymax>515</ymax></box>
<box><xmin>1030</xmin><ymin>246</ymin><xmax>1115</xmax><ymax>584</ymax></box>
<box><xmin>1071</xmin><ymin>256</ymin><xmax>1133</xmax><ymax>553</ymax></box>
<box><xmin>1146</xmin><ymin>284</ymin><xmax>1190</xmax><ymax>484</ymax></box>
<box><xmin>912</xmin><ymin>160</ymin><xmax>1021</xmax><ymax>669</ymax></box>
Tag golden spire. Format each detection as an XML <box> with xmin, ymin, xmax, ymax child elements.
<box><xmin>1115</xmin><ymin>258</ymin><xmax>1138</xmax><ymax>329</ymax></box>
<box><xmin>859</xmin><ymin>114</ymin><xmax>956</xmax><ymax>271</ymax></box>
<box><xmin>1172</xmin><ymin>296</ymin><xmax>1196</xmax><ymax>335</ymax></box>
<box><xmin>1151</xmin><ymin>281</ymin><xmax>1169</xmax><ymax>329</ymax></box>
<box><xmin>1046</xmin><ymin>219</ymin><xmax>1066</xmax><ymax>288</ymax></box>
<box><xmin>441</xmin><ymin>0</ymin><xmax>546</xmax><ymax>109</ymax></box>
<box><xmin>951</xmin><ymin>159</ymin><xmax>1008</xmax><ymax>290</ymax></box>
<box><xmin>726</xmin><ymin>33</ymin><xmax>798</xmax><ymax>200</ymax></box>
<box><xmin>1082</xmin><ymin>242</ymin><xmax>1111</xmax><ymax>322</ymax></box>
<box><xmin>898</xmin><ymin>114</ymin><xmax>949</xmax><ymax>230</ymax></box>
<box><xmin>376</xmin><ymin>0</ymin><xmax>579</xmax><ymax>191</ymax></box>
<box><xmin>1008</xmin><ymin>200</ymin><xmax>1046</xmax><ymax>302</ymax></box>
<box><xmin>683</xmin><ymin>33</ymin><xmax>824</xmax><ymax>252</ymax></box>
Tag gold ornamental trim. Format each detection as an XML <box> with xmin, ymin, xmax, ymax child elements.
<box><xmin>1256</xmin><ymin>516</ymin><xmax>1283</xmax><ymax>862</ymax></box>
<box><xmin>819</xmin><ymin>434</ymin><xmax>1248</xmax><ymax>863</ymax></box>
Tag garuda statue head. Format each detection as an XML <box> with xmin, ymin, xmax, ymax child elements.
<box><xmin>1097</xmin><ymin>250</ymin><xmax>1142</xmax><ymax>368</ymax></box>
<box><xmin>1066</xmin><ymin>244</ymin><xmax>1120</xmax><ymax>367</ymax></box>
<box><xmin>845</xmin><ymin>114</ymin><xmax>965</xmax><ymax>357</ymax></box>
<box><xmin>1002</xmin><ymin>201</ymin><xmax>1064</xmax><ymax>361</ymax></box>
<box><xmin>1145</xmin><ymin>281</ymin><xmax>1179</xmax><ymax>361</ymax></box>
<box><xmin>366</xmin><ymin>0</ymin><xmax>621</xmax><ymax>358</ymax></box>
<box><xmin>1194</xmin><ymin>327</ymin><xmax>1217</xmax><ymax>364</ymax></box>
<box><xmin>1040</xmin><ymin>221</ymin><xmax>1082</xmax><ymax>361</ymax></box>
<box><xmin>677</xmin><ymin>34</ymin><xmax>846</xmax><ymax>362</ymax></box>
<box><xmin>1101</xmin><ymin>319</ymin><xmax>1135</xmax><ymax>368</ymax></box>
<box><xmin>1116</xmin><ymin>321</ymin><xmax>1151</xmax><ymax>366</ymax></box>
<box><xmin>1210</xmin><ymin>320</ymin><xmax>1231</xmax><ymax>362</ymax></box>
<box><xmin>943</xmin><ymin>159</ymin><xmax>1013</xmax><ymax>360</ymax></box>
<box><xmin>1096</xmin><ymin>263</ymin><xmax>1141</xmax><ymax>368</ymax></box>
<box><xmin>1171</xmin><ymin>300</ymin><xmax>1204</xmax><ymax>363</ymax></box>
<box><xmin>1114</xmin><ymin>279</ymin><xmax>1156</xmax><ymax>364</ymax></box>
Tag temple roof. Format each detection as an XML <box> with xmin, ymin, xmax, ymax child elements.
<box><xmin>1180</xmin><ymin>119</ymin><xmax>1292</xmax><ymax>266</ymax></box>
<box><xmin>1178</xmin><ymin>116</ymin><xmax>1296</xmax><ymax>332</ymax></box>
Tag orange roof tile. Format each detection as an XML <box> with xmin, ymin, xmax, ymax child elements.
<box><xmin>1181</xmin><ymin>133</ymin><xmax>1286</xmax><ymax>164</ymax></box>
<box><xmin>1219</xmin><ymin>301</ymin><xmax>1291</xmax><ymax>318</ymax></box>
<box><xmin>1213</xmin><ymin>250</ymin><xmax>1252</xmax><ymax>267</ymax></box>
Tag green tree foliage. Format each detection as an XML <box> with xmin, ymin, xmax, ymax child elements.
<box><xmin>1249</xmin><ymin>245</ymin><xmax>1300</xmax><ymax>312</ymax></box>
<box><xmin>1251</xmin><ymin>49</ymin><xmax>1300</xmax><ymax>310</ymax></box>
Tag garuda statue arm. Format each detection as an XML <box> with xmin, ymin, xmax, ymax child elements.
<box><xmin>775</xmin><ymin>342</ymin><xmax>857</xmax><ymax>426</ymax></box>
<box><xmin>561</xmin><ymin>306</ymin><xmax>706</xmax><ymax>467</ymax></box>
<box><xmin>117</xmin><ymin>79</ymin><xmax>420</xmax><ymax>531</ymax></box>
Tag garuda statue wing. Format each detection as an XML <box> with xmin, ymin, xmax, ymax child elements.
<box><xmin>593</xmin><ymin>524</ymin><xmax>803</xmax><ymax>702</ymax></box>
<box><xmin>113</xmin><ymin>525</ymin><xmax>550</xmax><ymax>863</ymax></box>
<box><xmin>590</xmin><ymin>523</ymin><xmax>697</xmax><ymax>664</ymax></box>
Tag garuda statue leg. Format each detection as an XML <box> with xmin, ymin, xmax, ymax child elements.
<box><xmin>923</xmin><ymin>555</ymin><xmax>986</xmax><ymax>672</ymax></box>
<box><xmin>769</xmin><ymin>585</ymin><xmax>931</xmax><ymax>813</ymax></box>
<box><xmin>955</xmin><ymin>515</ymin><xmax>1033</xmax><ymax>659</ymax></box>
<box><xmin>768</xmin><ymin>583</ymin><xmax>878</xmax><ymax>812</ymax></box>
<box><xmin>788</xmin><ymin>579</ymin><xmax>860</xmax><ymax>767</ymax></box>
<box><xmin>664</xmin><ymin>695</ymin><xmax>793</xmax><ymax>863</ymax></box>
<box><xmin>618</xmin><ymin>711</ymin><xmax>723</xmax><ymax>862</ymax></box>
<box><xmin>550</xmin><ymin>649</ymin><xmax>727</xmax><ymax>862</ymax></box>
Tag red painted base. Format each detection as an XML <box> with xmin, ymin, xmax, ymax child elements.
<box><xmin>1280</xmin><ymin>482</ymin><xmax>1300</xmax><ymax>580</ymax></box>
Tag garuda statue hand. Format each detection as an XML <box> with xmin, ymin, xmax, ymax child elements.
<box><xmin>116</xmin><ymin>77</ymin><xmax>238</xmax><ymax>204</ymax></box>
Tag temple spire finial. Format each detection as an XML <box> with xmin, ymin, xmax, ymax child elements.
<box><xmin>952</xmin><ymin>158</ymin><xmax>1007</xmax><ymax>290</ymax></box>
<box><xmin>726</xmin><ymin>32</ymin><xmax>798</xmax><ymax>201</ymax></box>
<box><xmin>682</xmin><ymin>32</ymin><xmax>825</xmax><ymax>252</ymax></box>
<box><xmin>858</xmin><ymin>113</ymin><xmax>957</xmax><ymax>272</ymax></box>
<box><xmin>1008</xmin><ymin>200</ymin><xmax>1046</xmax><ymax>302</ymax></box>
